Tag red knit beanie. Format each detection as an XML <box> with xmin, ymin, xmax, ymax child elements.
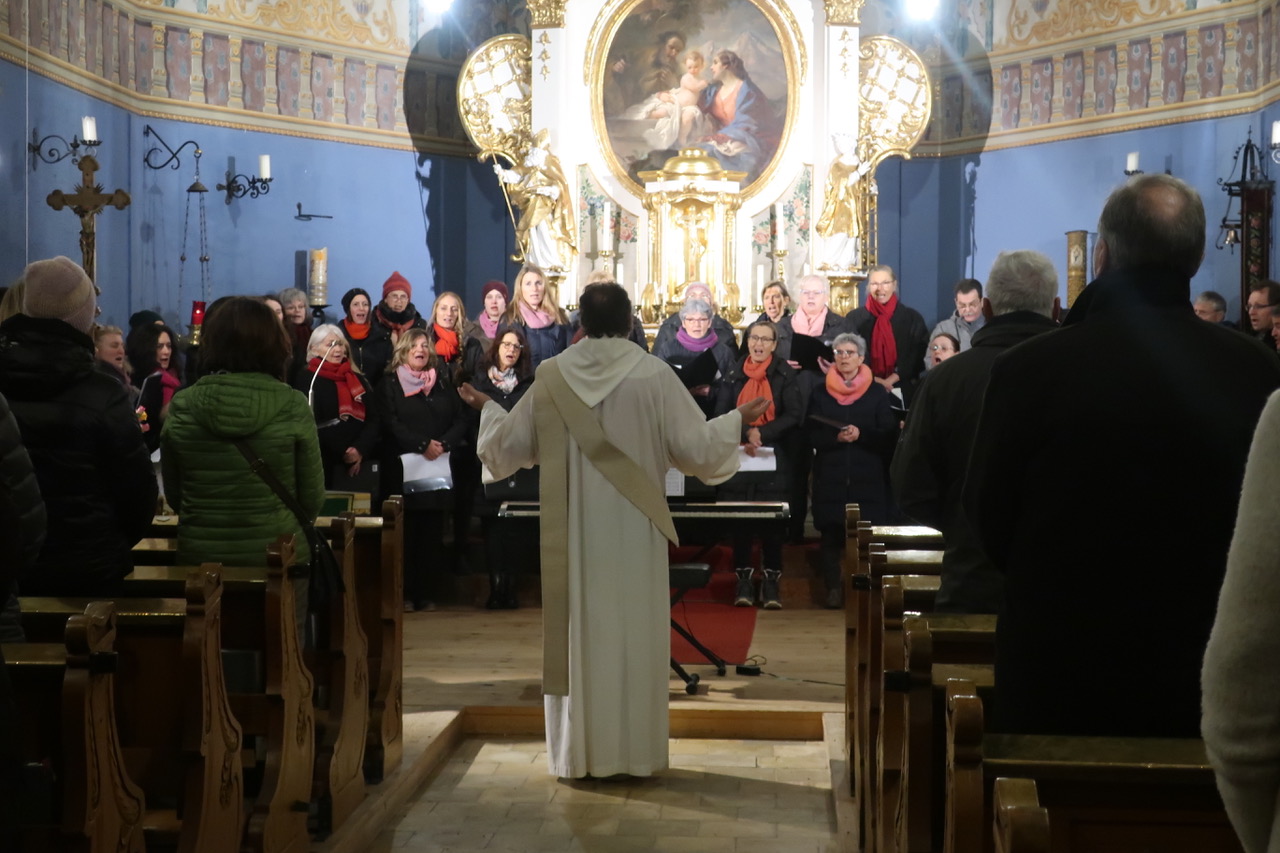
<box><xmin>382</xmin><ymin>271</ymin><xmax>411</xmax><ymax>302</ymax></box>
<box><xmin>481</xmin><ymin>280</ymin><xmax>509</xmax><ymax>302</ymax></box>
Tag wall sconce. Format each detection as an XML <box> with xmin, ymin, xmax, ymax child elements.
<box><xmin>216</xmin><ymin>155</ymin><xmax>273</xmax><ymax>204</ymax></box>
<box><xmin>1123</xmin><ymin>151</ymin><xmax>1142</xmax><ymax>176</ymax></box>
<box><xmin>1270</xmin><ymin>121</ymin><xmax>1280</xmax><ymax>165</ymax></box>
<box><xmin>142</xmin><ymin>124</ymin><xmax>202</xmax><ymax>171</ymax></box>
<box><xmin>28</xmin><ymin>116</ymin><xmax>102</xmax><ymax>169</ymax></box>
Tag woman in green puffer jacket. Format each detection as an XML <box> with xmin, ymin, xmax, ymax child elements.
<box><xmin>160</xmin><ymin>297</ymin><xmax>324</xmax><ymax>568</ymax></box>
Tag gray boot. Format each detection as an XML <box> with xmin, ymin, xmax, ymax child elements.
<box><xmin>733</xmin><ymin>568</ymin><xmax>755</xmax><ymax>607</ymax></box>
<box><xmin>761</xmin><ymin>569</ymin><xmax>782</xmax><ymax>610</ymax></box>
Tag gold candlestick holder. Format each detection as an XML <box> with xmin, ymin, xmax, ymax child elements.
<box><xmin>769</xmin><ymin>248</ymin><xmax>789</xmax><ymax>281</ymax></box>
<box><xmin>596</xmin><ymin>248</ymin><xmax>615</xmax><ymax>274</ymax></box>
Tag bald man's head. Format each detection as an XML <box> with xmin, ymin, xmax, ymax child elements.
<box><xmin>1095</xmin><ymin>173</ymin><xmax>1205</xmax><ymax>278</ymax></box>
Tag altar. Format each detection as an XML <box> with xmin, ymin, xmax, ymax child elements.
<box><xmin>457</xmin><ymin>0</ymin><xmax>932</xmax><ymax>326</ymax></box>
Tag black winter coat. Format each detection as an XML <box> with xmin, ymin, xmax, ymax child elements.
<box><xmin>293</xmin><ymin>365</ymin><xmax>380</xmax><ymax>487</ymax></box>
<box><xmin>378</xmin><ymin>369</ymin><xmax>467</xmax><ymax>511</ymax></box>
<box><xmin>0</xmin><ymin>315</ymin><xmax>157</xmax><ymax>595</ymax></box>
<box><xmin>889</xmin><ymin>311</ymin><xmax>1059</xmax><ymax>614</ymax></box>
<box><xmin>963</xmin><ymin>267</ymin><xmax>1280</xmax><ymax>739</ymax></box>
<box><xmin>807</xmin><ymin>379</ymin><xmax>896</xmax><ymax>527</ymax></box>
<box><xmin>846</xmin><ymin>302</ymin><xmax>929</xmax><ymax>405</ymax></box>
<box><xmin>651</xmin><ymin>311</ymin><xmax>737</xmax><ymax>355</ymax></box>
<box><xmin>0</xmin><ymin>389</ymin><xmax>45</xmax><ymax>588</ymax></box>
<box><xmin>341</xmin><ymin>323</ymin><xmax>394</xmax><ymax>388</ymax></box>
<box><xmin>712</xmin><ymin>357</ymin><xmax>802</xmax><ymax>499</ymax></box>
<box><xmin>468</xmin><ymin>366</ymin><xmax>535</xmax><ymax>516</ymax></box>
<box><xmin>652</xmin><ymin>335</ymin><xmax>737</xmax><ymax>418</ymax></box>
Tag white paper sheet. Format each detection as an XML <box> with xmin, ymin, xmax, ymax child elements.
<box><xmin>664</xmin><ymin>468</ymin><xmax>685</xmax><ymax>497</ymax></box>
<box><xmin>400</xmin><ymin>451</ymin><xmax>453</xmax><ymax>492</ymax></box>
<box><xmin>736</xmin><ymin>445</ymin><xmax>777</xmax><ymax>472</ymax></box>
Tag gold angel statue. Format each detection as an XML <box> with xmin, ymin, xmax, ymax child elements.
<box><xmin>816</xmin><ymin>132</ymin><xmax>874</xmax><ymax>271</ymax></box>
<box><xmin>493</xmin><ymin>128</ymin><xmax>578</xmax><ymax>270</ymax></box>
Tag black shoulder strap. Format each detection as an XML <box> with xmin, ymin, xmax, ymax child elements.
<box><xmin>232</xmin><ymin>439</ymin><xmax>312</xmax><ymax>533</ymax></box>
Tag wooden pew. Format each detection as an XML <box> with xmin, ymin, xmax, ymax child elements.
<box><xmin>318</xmin><ymin>496</ymin><xmax>404</xmax><ymax>783</ymax></box>
<box><xmin>126</xmin><ymin>537</ymin><xmax>315</xmax><ymax>853</ymax></box>
<box><xmin>992</xmin><ymin>778</ymin><xmax>1049</xmax><ymax>853</ymax></box>
<box><xmin>20</xmin><ymin>566</ymin><xmax>245</xmax><ymax>853</ymax></box>
<box><xmin>890</xmin><ymin>612</ymin><xmax>996</xmax><ymax>853</ymax></box>
<box><xmin>853</xmin><ymin>544</ymin><xmax>943</xmax><ymax>852</ymax></box>
<box><xmin>4</xmin><ymin>601</ymin><xmax>146</xmax><ymax>853</ymax></box>
<box><xmin>309</xmin><ymin>515</ymin><xmax>369</xmax><ymax>835</ymax></box>
<box><xmin>944</xmin><ymin>679</ymin><xmax>1243</xmax><ymax>853</ymax></box>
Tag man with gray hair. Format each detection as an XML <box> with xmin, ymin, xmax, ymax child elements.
<box><xmin>890</xmin><ymin>250</ymin><xmax>1059</xmax><ymax>614</ymax></box>
<box><xmin>1193</xmin><ymin>289</ymin><xmax>1235</xmax><ymax>328</ymax></box>
<box><xmin>963</xmin><ymin>174</ymin><xmax>1280</xmax><ymax>740</ymax></box>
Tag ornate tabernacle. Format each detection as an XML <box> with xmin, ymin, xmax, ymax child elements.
<box><xmin>638</xmin><ymin>149</ymin><xmax>747</xmax><ymax>323</ymax></box>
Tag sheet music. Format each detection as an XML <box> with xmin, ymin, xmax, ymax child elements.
<box><xmin>736</xmin><ymin>445</ymin><xmax>777</xmax><ymax>472</ymax></box>
<box><xmin>400</xmin><ymin>451</ymin><xmax>453</xmax><ymax>493</ymax></box>
<box><xmin>664</xmin><ymin>468</ymin><xmax>685</xmax><ymax>497</ymax></box>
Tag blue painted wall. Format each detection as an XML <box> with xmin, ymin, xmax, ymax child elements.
<box><xmin>4</xmin><ymin>56</ymin><xmax>1277</xmax><ymax>333</ymax></box>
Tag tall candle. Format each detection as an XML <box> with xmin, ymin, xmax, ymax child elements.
<box><xmin>1272</xmin><ymin>121</ymin><xmax>1280</xmax><ymax>147</ymax></box>
<box><xmin>81</xmin><ymin>116</ymin><xmax>97</xmax><ymax>142</ymax></box>
<box><xmin>190</xmin><ymin>301</ymin><xmax>207</xmax><ymax>326</ymax></box>
<box><xmin>600</xmin><ymin>202</ymin><xmax>613</xmax><ymax>251</ymax></box>
<box><xmin>1125</xmin><ymin>151</ymin><xmax>1139</xmax><ymax>173</ymax></box>
<box><xmin>614</xmin><ymin>260</ymin><xmax>623</xmax><ymax>284</ymax></box>
<box><xmin>755</xmin><ymin>265</ymin><xmax>764</xmax><ymax>304</ymax></box>
<box><xmin>259</xmin><ymin>154</ymin><xmax>271</xmax><ymax>180</ymax></box>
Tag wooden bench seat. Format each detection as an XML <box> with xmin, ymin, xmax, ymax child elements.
<box><xmin>945</xmin><ymin>679</ymin><xmax>1242</xmax><ymax>853</ymax></box>
<box><xmin>4</xmin><ymin>602</ymin><xmax>146</xmax><ymax>853</ymax></box>
<box><xmin>20</xmin><ymin>566</ymin><xmax>245</xmax><ymax>853</ymax></box>
<box><xmin>125</xmin><ymin>537</ymin><xmax>315</xmax><ymax>853</ymax></box>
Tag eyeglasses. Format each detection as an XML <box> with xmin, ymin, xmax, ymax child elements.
<box><xmin>499</xmin><ymin>341</ymin><xmax>523</xmax><ymax>350</ymax></box>
<box><xmin>747</xmin><ymin>335</ymin><xmax>776</xmax><ymax>343</ymax></box>
<box><xmin>930</xmin><ymin>344</ymin><xmax>953</xmax><ymax>352</ymax></box>
<box><xmin>833</xmin><ymin>349</ymin><xmax>860</xmax><ymax>357</ymax></box>
<box><xmin>1247</xmin><ymin>301</ymin><xmax>1275</xmax><ymax>311</ymax></box>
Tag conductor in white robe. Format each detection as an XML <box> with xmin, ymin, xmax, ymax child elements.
<box><xmin>459</xmin><ymin>282</ymin><xmax>768</xmax><ymax>779</ymax></box>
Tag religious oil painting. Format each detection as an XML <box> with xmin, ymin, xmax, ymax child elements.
<box><xmin>596</xmin><ymin>0</ymin><xmax>794</xmax><ymax>194</ymax></box>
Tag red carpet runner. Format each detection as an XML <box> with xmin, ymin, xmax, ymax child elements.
<box><xmin>668</xmin><ymin>544</ymin><xmax>758</xmax><ymax>665</ymax></box>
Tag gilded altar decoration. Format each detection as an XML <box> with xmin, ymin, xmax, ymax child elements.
<box><xmin>529</xmin><ymin>0</ymin><xmax>567</xmax><ymax>29</ymax></box>
<box><xmin>857</xmin><ymin>36</ymin><xmax>932</xmax><ymax>172</ymax></box>
<box><xmin>457</xmin><ymin>34</ymin><xmax>533</xmax><ymax>166</ymax></box>
<box><xmin>211</xmin><ymin>0</ymin><xmax>406</xmax><ymax>51</ymax></box>
<box><xmin>1066</xmin><ymin>230</ymin><xmax>1088</xmax><ymax>307</ymax></box>
<box><xmin>493</xmin><ymin>129</ymin><xmax>579</xmax><ymax>270</ymax></box>
<box><xmin>1005</xmin><ymin>0</ymin><xmax>1180</xmax><ymax>48</ymax></box>
<box><xmin>639</xmin><ymin>148</ymin><xmax>746</xmax><ymax>322</ymax></box>
<box><xmin>586</xmin><ymin>0</ymin><xmax>805</xmax><ymax>199</ymax></box>
<box><xmin>816</xmin><ymin>131</ymin><xmax>872</xmax><ymax>272</ymax></box>
<box><xmin>824</xmin><ymin>0</ymin><xmax>866</xmax><ymax>26</ymax></box>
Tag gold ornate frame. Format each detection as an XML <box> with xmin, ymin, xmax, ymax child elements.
<box><xmin>584</xmin><ymin>0</ymin><xmax>806</xmax><ymax>201</ymax></box>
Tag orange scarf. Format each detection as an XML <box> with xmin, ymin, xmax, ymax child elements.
<box><xmin>825</xmin><ymin>362</ymin><xmax>873</xmax><ymax>405</ymax></box>
<box><xmin>343</xmin><ymin>319</ymin><xmax>370</xmax><ymax>341</ymax></box>
<box><xmin>433</xmin><ymin>323</ymin><xmax>460</xmax><ymax>361</ymax></box>
<box><xmin>737</xmin><ymin>356</ymin><xmax>776</xmax><ymax>426</ymax></box>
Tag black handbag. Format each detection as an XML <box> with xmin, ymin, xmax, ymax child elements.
<box><xmin>233</xmin><ymin>440</ymin><xmax>345</xmax><ymax>609</ymax></box>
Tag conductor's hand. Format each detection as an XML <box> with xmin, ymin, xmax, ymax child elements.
<box><xmin>457</xmin><ymin>383</ymin><xmax>492</xmax><ymax>411</ymax></box>
<box><xmin>736</xmin><ymin>396</ymin><xmax>770</xmax><ymax>425</ymax></box>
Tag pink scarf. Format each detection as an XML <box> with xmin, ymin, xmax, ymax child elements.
<box><xmin>519</xmin><ymin>300</ymin><xmax>553</xmax><ymax>329</ymax></box>
<box><xmin>396</xmin><ymin>364</ymin><xmax>438</xmax><ymax>397</ymax></box>
<box><xmin>677</xmin><ymin>327</ymin><xmax>719</xmax><ymax>352</ymax></box>
<box><xmin>159</xmin><ymin>367</ymin><xmax>181</xmax><ymax>407</ymax></box>
<box><xmin>790</xmin><ymin>307</ymin><xmax>826</xmax><ymax>337</ymax></box>
<box><xmin>477</xmin><ymin>312</ymin><xmax>500</xmax><ymax>339</ymax></box>
<box><xmin>825</xmin><ymin>363</ymin><xmax>873</xmax><ymax>405</ymax></box>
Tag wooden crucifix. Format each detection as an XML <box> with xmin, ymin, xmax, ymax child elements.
<box><xmin>46</xmin><ymin>154</ymin><xmax>130</xmax><ymax>283</ymax></box>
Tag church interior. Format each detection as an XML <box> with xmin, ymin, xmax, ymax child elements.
<box><xmin>4</xmin><ymin>0</ymin><xmax>1278</xmax><ymax>850</ymax></box>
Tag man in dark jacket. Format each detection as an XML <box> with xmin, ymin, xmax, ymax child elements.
<box><xmin>0</xmin><ymin>256</ymin><xmax>157</xmax><ymax>597</ymax></box>
<box><xmin>963</xmin><ymin>175</ymin><xmax>1280</xmax><ymax>738</ymax></box>
<box><xmin>845</xmin><ymin>265</ymin><xmax>929</xmax><ymax>406</ymax></box>
<box><xmin>891</xmin><ymin>250</ymin><xmax>1059</xmax><ymax>614</ymax></box>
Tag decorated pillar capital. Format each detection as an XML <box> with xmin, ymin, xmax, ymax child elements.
<box><xmin>529</xmin><ymin>0</ymin><xmax>567</xmax><ymax>29</ymax></box>
<box><xmin>825</xmin><ymin>0</ymin><xmax>866</xmax><ymax>26</ymax></box>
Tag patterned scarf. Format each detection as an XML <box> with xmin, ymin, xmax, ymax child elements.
<box><xmin>308</xmin><ymin>357</ymin><xmax>367</xmax><ymax>421</ymax></box>
<box><xmin>825</xmin><ymin>362</ymin><xmax>873</xmax><ymax>405</ymax></box>
<box><xmin>433</xmin><ymin>323</ymin><xmax>460</xmax><ymax>361</ymax></box>
<box><xmin>488</xmin><ymin>365</ymin><xmax>518</xmax><ymax>394</ymax></box>
<box><xmin>396</xmin><ymin>364</ymin><xmax>438</xmax><ymax>397</ymax></box>
<box><xmin>737</xmin><ymin>355</ymin><xmax>776</xmax><ymax>426</ymax></box>
<box><xmin>866</xmin><ymin>293</ymin><xmax>899</xmax><ymax>378</ymax></box>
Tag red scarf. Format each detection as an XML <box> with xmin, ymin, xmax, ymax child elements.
<box><xmin>825</xmin><ymin>362</ymin><xmax>873</xmax><ymax>405</ymax></box>
<box><xmin>343</xmin><ymin>319</ymin><xmax>370</xmax><ymax>341</ymax></box>
<box><xmin>159</xmin><ymin>367</ymin><xmax>181</xmax><ymax>408</ymax></box>
<box><xmin>308</xmin><ymin>357</ymin><xmax>367</xmax><ymax>421</ymax></box>
<box><xmin>866</xmin><ymin>293</ymin><xmax>899</xmax><ymax>378</ymax></box>
<box><xmin>737</xmin><ymin>356</ymin><xmax>776</xmax><ymax>426</ymax></box>
<box><xmin>433</xmin><ymin>323</ymin><xmax>460</xmax><ymax>361</ymax></box>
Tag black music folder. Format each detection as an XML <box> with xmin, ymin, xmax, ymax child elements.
<box><xmin>790</xmin><ymin>334</ymin><xmax>835</xmax><ymax>373</ymax></box>
<box><xmin>669</xmin><ymin>349</ymin><xmax>720</xmax><ymax>389</ymax></box>
<box><xmin>484</xmin><ymin>466</ymin><xmax>540</xmax><ymax>500</ymax></box>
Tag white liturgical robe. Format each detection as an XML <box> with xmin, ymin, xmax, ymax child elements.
<box><xmin>476</xmin><ymin>336</ymin><xmax>742</xmax><ymax>778</ymax></box>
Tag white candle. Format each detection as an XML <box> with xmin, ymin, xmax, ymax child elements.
<box><xmin>614</xmin><ymin>260</ymin><xmax>623</xmax><ymax>284</ymax></box>
<box><xmin>1271</xmin><ymin>120</ymin><xmax>1280</xmax><ymax>147</ymax></box>
<box><xmin>600</xmin><ymin>203</ymin><xmax>612</xmax><ymax>251</ymax></box>
<box><xmin>81</xmin><ymin>116</ymin><xmax>97</xmax><ymax>142</ymax></box>
<box><xmin>259</xmin><ymin>154</ymin><xmax>271</xmax><ymax>180</ymax></box>
<box><xmin>755</xmin><ymin>265</ymin><xmax>764</xmax><ymax>304</ymax></box>
<box><xmin>1126</xmin><ymin>151</ymin><xmax>1139</xmax><ymax>173</ymax></box>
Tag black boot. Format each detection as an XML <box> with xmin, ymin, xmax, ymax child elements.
<box><xmin>761</xmin><ymin>569</ymin><xmax>782</xmax><ymax>610</ymax></box>
<box><xmin>485</xmin><ymin>573</ymin><xmax>504</xmax><ymax>610</ymax></box>
<box><xmin>501</xmin><ymin>574</ymin><xmax>520</xmax><ymax>609</ymax></box>
<box><xmin>734</xmin><ymin>568</ymin><xmax>755</xmax><ymax>607</ymax></box>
